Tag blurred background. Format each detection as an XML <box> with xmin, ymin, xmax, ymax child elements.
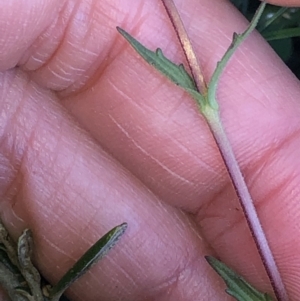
<box><xmin>230</xmin><ymin>0</ymin><xmax>300</xmax><ymax>78</ymax></box>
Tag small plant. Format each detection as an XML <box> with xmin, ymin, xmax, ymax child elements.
<box><xmin>117</xmin><ymin>1</ymin><xmax>290</xmax><ymax>300</ymax></box>
<box><xmin>1</xmin><ymin>2</ymin><xmax>298</xmax><ymax>301</ymax></box>
<box><xmin>205</xmin><ymin>256</ymin><xmax>273</xmax><ymax>301</ymax></box>
<box><xmin>0</xmin><ymin>221</ymin><xmax>127</xmax><ymax>301</ymax></box>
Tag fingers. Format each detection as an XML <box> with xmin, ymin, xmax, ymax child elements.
<box><xmin>2</xmin><ymin>0</ymin><xmax>160</xmax><ymax>95</ymax></box>
<box><xmin>0</xmin><ymin>0</ymin><xmax>64</xmax><ymax>71</ymax></box>
<box><xmin>53</xmin><ymin>0</ymin><xmax>300</xmax><ymax>297</ymax></box>
<box><xmin>0</xmin><ymin>68</ymin><xmax>232</xmax><ymax>300</ymax></box>
<box><xmin>1</xmin><ymin>0</ymin><xmax>300</xmax><ymax>300</ymax></box>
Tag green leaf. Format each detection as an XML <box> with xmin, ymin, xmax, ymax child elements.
<box><xmin>207</xmin><ymin>2</ymin><xmax>266</xmax><ymax>109</ymax></box>
<box><xmin>205</xmin><ymin>256</ymin><xmax>273</xmax><ymax>301</ymax></box>
<box><xmin>257</xmin><ymin>7</ymin><xmax>289</xmax><ymax>33</ymax></box>
<box><xmin>263</xmin><ymin>27</ymin><xmax>300</xmax><ymax>41</ymax></box>
<box><xmin>117</xmin><ymin>26</ymin><xmax>196</xmax><ymax>91</ymax></box>
<box><xmin>49</xmin><ymin>223</ymin><xmax>127</xmax><ymax>300</ymax></box>
<box><xmin>117</xmin><ymin>27</ymin><xmax>206</xmax><ymax>108</ymax></box>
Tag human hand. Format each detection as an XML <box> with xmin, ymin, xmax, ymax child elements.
<box><xmin>0</xmin><ymin>1</ymin><xmax>300</xmax><ymax>300</ymax></box>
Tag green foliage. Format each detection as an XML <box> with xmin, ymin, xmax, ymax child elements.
<box><xmin>259</xmin><ymin>6</ymin><xmax>300</xmax><ymax>63</ymax></box>
<box><xmin>117</xmin><ymin>2</ymin><xmax>284</xmax><ymax>300</ymax></box>
<box><xmin>49</xmin><ymin>223</ymin><xmax>127</xmax><ymax>300</ymax></box>
<box><xmin>230</xmin><ymin>0</ymin><xmax>300</xmax><ymax>77</ymax></box>
<box><xmin>117</xmin><ymin>27</ymin><xmax>206</xmax><ymax>110</ymax></box>
<box><xmin>117</xmin><ymin>3</ymin><xmax>266</xmax><ymax>113</ymax></box>
<box><xmin>0</xmin><ymin>222</ymin><xmax>127</xmax><ymax>301</ymax></box>
<box><xmin>117</xmin><ymin>27</ymin><xmax>197</xmax><ymax>91</ymax></box>
<box><xmin>206</xmin><ymin>256</ymin><xmax>273</xmax><ymax>301</ymax></box>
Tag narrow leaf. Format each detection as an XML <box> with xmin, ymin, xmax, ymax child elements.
<box><xmin>207</xmin><ymin>2</ymin><xmax>266</xmax><ymax>110</ymax></box>
<box><xmin>117</xmin><ymin>27</ymin><xmax>198</xmax><ymax>92</ymax></box>
<box><xmin>263</xmin><ymin>27</ymin><xmax>300</xmax><ymax>41</ymax></box>
<box><xmin>205</xmin><ymin>256</ymin><xmax>273</xmax><ymax>301</ymax></box>
<box><xmin>117</xmin><ymin>27</ymin><xmax>206</xmax><ymax>107</ymax></box>
<box><xmin>49</xmin><ymin>223</ymin><xmax>127</xmax><ymax>300</ymax></box>
<box><xmin>257</xmin><ymin>7</ymin><xmax>288</xmax><ymax>33</ymax></box>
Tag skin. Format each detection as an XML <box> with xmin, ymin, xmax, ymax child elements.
<box><xmin>0</xmin><ymin>0</ymin><xmax>300</xmax><ymax>300</ymax></box>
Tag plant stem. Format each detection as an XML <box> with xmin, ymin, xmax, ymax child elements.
<box><xmin>161</xmin><ymin>0</ymin><xmax>207</xmax><ymax>94</ymax></box>
<box><xmin>204</xmin><ymin>107</ymin><xmax>289</xmax><ymax>301</ymax></box>
<box><xmin>160</xmin><ymin>1</ymin><xmax>289</xmax><ymax>300</ymax></box>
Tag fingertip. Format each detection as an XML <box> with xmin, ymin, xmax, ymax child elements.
<box><xmin>0</xmin><ymin>0</ymin><xmax>63</xmax><ymax>70</ymax></box>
